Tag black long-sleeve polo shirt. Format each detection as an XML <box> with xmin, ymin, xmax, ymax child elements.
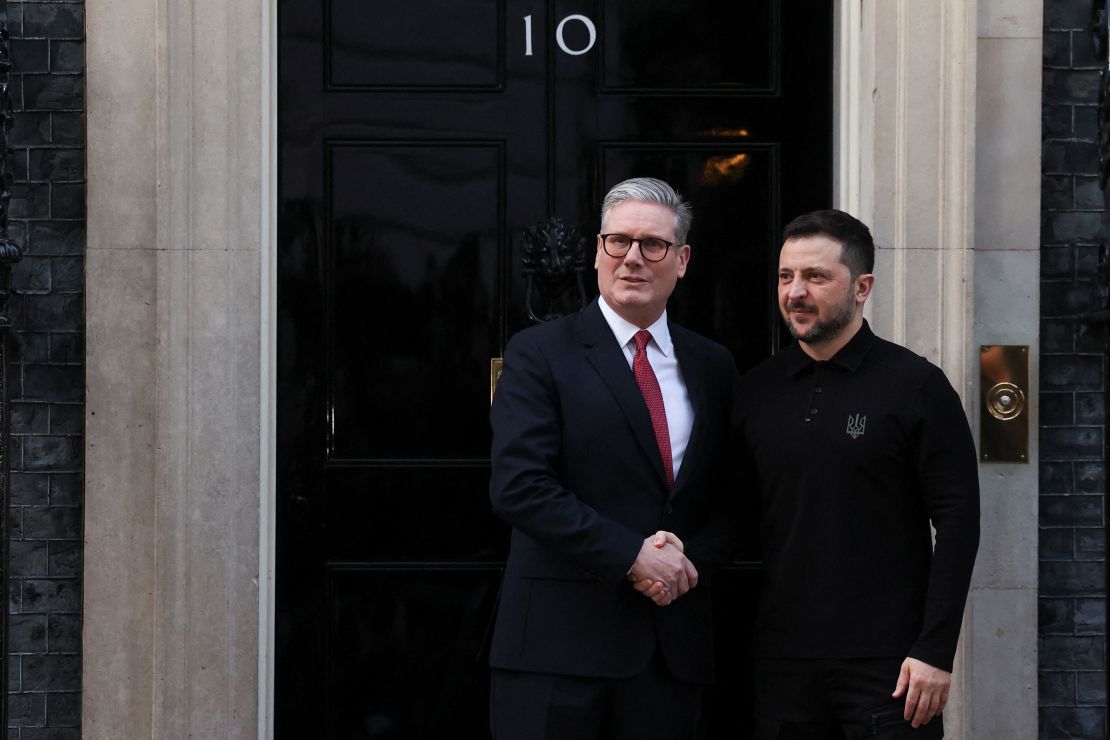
<box><xmin>735</xmin><ymin>320</ymin><xmax>980</xmax><ymax>672</ymax></box>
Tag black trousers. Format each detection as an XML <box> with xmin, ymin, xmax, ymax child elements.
<box><xmin>490</xmin><ymin>652</ymin><xmax>702</xmax><ymax>740</ymax></box>
<box><xmin>754</xmin><ymin>658</ymin><xmax>944</xmax><ymax>740</ymax></box>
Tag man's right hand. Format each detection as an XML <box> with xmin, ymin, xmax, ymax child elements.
<box><xmin>628</xmin><ymin>531</ymin><xmax>698</xmax><ymax>605</ymax></box>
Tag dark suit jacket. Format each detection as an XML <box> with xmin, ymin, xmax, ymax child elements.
<box><xmin>489</xmin><ymin>299</ymin><xmax>739</xmax><ymax>684</ymax></box>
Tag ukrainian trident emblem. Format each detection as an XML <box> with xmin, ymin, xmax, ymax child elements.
<box><xmin>846</xmin><ymin>414</ymin><xmax>867</xmax><ymax>439</ymax></box>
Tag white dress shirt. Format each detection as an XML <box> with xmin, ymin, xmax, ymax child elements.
<box><xmin>597</xmin><ymin>298</ymin><xmax>695</xmax><ymax>480</ymax></box>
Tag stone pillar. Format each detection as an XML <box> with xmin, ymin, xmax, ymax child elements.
<box><xmin>837</xmin><ymin>0</ymin><xmax>1040</xmax><ymax>736</ymax></box>
<box><xmin>84</xmin><ymin>0</ymin><xmax>265</xmax><ymax>734</ymax></box>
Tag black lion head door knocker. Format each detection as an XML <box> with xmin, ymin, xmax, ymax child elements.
<box><xmin>520</xmin><ymin>217</ymin><xmax>590</xmax><ymax>323</ymax></box>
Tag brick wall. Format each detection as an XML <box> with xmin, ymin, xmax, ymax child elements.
<box><xmin>1041</xmin><ymin>1</ymin><xmax>1110</xmax><ymax>738</ymax></box>
<box><xmin>4</xmin><ymin>0</ymin><xmax>85</xmax><ymax>737</ymax></box>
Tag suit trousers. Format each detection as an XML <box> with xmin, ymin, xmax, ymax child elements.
<box><xmin>753</xmin><ymin>658</ymin><xmax>944</xmax><ymax>740</ymax></box>
<box><xmin>490</xmin><ymin>651</ymin><xmax>702</xmax><ymax>740</ymax></box>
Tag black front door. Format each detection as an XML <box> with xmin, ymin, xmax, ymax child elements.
<box><xmin>277</xmin><ymin>3</ymin><xmax>832</xmax><ymax>737</ymax></box>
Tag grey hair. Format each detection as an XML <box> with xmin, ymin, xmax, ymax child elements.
<box><xmin>600</xmin><ymin>177</ymin><xmax>693</xmax><ymax>245</ymax></box>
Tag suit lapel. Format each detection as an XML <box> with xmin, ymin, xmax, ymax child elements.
<box><xmin>577</xmin><ymin>301</ymin><xmax>669</xmax><ymax>491</ymax></box>
<box><xmin>670</xmin><ymin>325</ymin><xmax>706</xmax><ymax>497</ymax></box>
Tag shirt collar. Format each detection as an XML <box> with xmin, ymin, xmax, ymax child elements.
<box><xmin>597</xmin><ymin>297</ymin><xmax>673</xmax><ymax>356</ymax></box>
<box><xmin>785</xmin><ymin>319</ymin><xmax>875</xmax><ymax>376</ymax></box>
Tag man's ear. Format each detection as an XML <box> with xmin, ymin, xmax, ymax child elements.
<box><xmin>595</xmin><ymin>235</ymin><xmax>604</xmax><ymax>270</ymax></box>
<box><xmin>675</xmin><ymin>244</ymin><xmax>691</xmax><ymax>278</ymax></box>
<box><xmin>855</xmin><ymin>274</ymin><xmax>875</xmax><ymax>305</ymax></box>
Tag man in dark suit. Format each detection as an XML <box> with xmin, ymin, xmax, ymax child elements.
<box><xmin>488</xmin><ymin>177</ymin><xmax>739</xmax><ymax>740</ymax></box>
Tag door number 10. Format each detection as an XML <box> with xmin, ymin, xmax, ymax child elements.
<box><xmin>523</xmin><ymin>14</ymin><xmax>597</xmax><ymax>56</ymax></box>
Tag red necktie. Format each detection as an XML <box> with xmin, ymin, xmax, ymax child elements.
<box><xmin>632</xmin><ymin>330</ymin><xmax>674</xmax><ymax>488</ymax></box>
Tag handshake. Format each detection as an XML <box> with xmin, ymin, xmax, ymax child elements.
<box><xmin>627</xmin><ymin>531</ymin><xmax>698</xmax><ymax>607</ymax></box>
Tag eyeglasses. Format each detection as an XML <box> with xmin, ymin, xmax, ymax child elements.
<box><xmin>599</xmin><ymin>233</ymin><xmax>675</xmax><ymax>262</ymax></box>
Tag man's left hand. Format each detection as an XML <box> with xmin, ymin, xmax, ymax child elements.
<box><xmin>892</xmin><ymin>657</ymin><xmax>950</xmax><ymax>728</ymax></box>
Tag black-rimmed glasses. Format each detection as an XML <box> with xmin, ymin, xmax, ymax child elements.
<box><xmin>599</xmin><ymin>233</ymin><xmax>674</xmax><ymax>262</ymax></box>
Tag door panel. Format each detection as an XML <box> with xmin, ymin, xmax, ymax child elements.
<box><xmin>327</xmin><ymin>142</ymin><xmax>504</xmax><ymax>460</ymax></box>
<box><xmin>278</xmin><ymin>2</ymin><xmax>832</xmax><ymax>737</ymax></box>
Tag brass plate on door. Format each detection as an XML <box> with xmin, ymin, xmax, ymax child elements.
<box><xmin>980</xmin><ymin>345</ymin><xmax>1028</xmax><ymax>463</ymax></box>
<box><xmin>490</xmin><ymin>357</ymin><xmax>504</xmax><ymax>405</ymax></box>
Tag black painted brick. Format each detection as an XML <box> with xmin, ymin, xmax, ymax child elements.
<box><xmin>10</xmin><ymin>111</ymin><xmax>49</xmax><ymax>147</ymax></box>
<box><xmin>1042</xmin><ymin>598</ymin><xmax>1076</xmax><ymax>634</ymax></box>
<box><xmin>1048</xmin><ymin>210</ymin><xmax>1105</xmax><ymax>242</ymax></box>
<box><xmin>11</xmin><ymin>181</ymin><xmax>49</xmax><ymax>219</ymax></box>
<box><xmin>12</xmin><ymin>38</ymin><xmax>48</xmax><ymax>73</ymax></box>
<box><xmin>21</xmin><ymin>436</ymin><xmax>80</xmax><ymax>471</ymax></box>
<box><xmin>12</xmin><ymin>148</ymin><xmax>29</xmax><ymax>183</ymax></box>
<box><xmin>21</xmin><ymin>728</ymin><xmax>80</xmax><ymax>740</ymax></box>
<box><xmin>1042</xmin><ymin>355</ymin><xmax>1103</xmax><ymax>390</ymax></box>
<box><xmin>1077</xmin><ymin>528</ymin><xmax>1107</xmax><ymax>560</ymax></box>
<box><xmin>10</xmin><ymin>436</ymin><xmax>23</xmax><ymax>474</ymax></box>
<box><xmin>21</xmin><ymin>5</ymin><xmax>84</xmax><ymax>39</ymax></box>
<box><xmin>1042</xmin><ymin>244</ymin><xmax>1074</xmax><ymax>277</ymax></box>
<box><xmin>46</xmin><ymin>692</ymin><xmax>79</xmax><ymax>727</ymax></box>
<box><xmin>9</xmin><ymin>542</ymin><xmax>47</xmax><ymax>579</ymax></box>
<box><xmin>1075</xmin><ymin>462</ymin><xmax>1106</xmax><ymax>494</ymax></box>
<box><xmin>22</xmin><ymin>75</ymin><xmax>82</xmax><ymax>112</ymax></box>
<box><xmin>1044</xmin><ymin>105</ymin><xmax>1073</xmax><ymax>139</ymax></box>
<box><xmin>14</xmin><ymin>256</ymin><xmax>51</xmax><ymax>293</ymax></box>
<box><xmin>26</xmin><ymin>222</ymin><xmax>82</xmax><ymax>256</ymax></box>
<box><xmin>1041</xmin><ymin>706</ymin><xmax>1108</xmax><ymax>738</ymax></box>
<box><xmin>1075</xmin><ymin>104</ymin><xmax>1099</xmax><ymax>142</ymax></box>
<box><xmin>1045</xmin><ymin>69</ymin><xmax>1101</xmax><ymax>103</ymax></box>
<box><xmin>11</xmin><ymin>474</ymin><xmax>48</xmax><ymax>506</ymax></box>
<box><xmin>23</xmin><ymin>365</ymin><xmax>82</xmax><ymax>402</ymax></box>
<box><xmin>1042</xmin><ymin>528</ymin><xmax>1076</xmax><ymax>561</ymax></box>
<box><xmin>9</xmin><ymin>507</ymin><xmax>23</xmax><ymax>542</ymax></box>
<box><xmin>50</xmin><ymin>113</ymin><xmax>83</xmax><ymax>146</ymax></box>
<box><xmin>1042</xmin><ymin>392</ymin><xmax>1075</xmax><ymax>426</ymax></box>
<box><xmin>12</xmin><ymin>402</ymin><xmax>47</xmax><ymax>434</ymax></box>
<box><xmin>1041</xmin><ymin>635</ymin><xmax>1107</xmax><ymax>670</ymax></box>
<box><xmin>47</xmin><ymin>474</ymin><xmax>79</xmax><ymax>507</ymax></box>
<box><xmin>20</xmin><ymin>655</ymin><xmax>79</xmax><ymax>692</ymax></box>
<box><xmin>48</xmin><ymin>334</ymin><xmax>81</xmax><ymax>364</ymax></box>
<box><xmin>49</xmin><ymin>40</ymin><xmax>81</xmax><ymax>74</ymax></box>
<box><xmin>49</xmin><ymin>183</ymin><xmax>83</xmax><ymax>220</ymax></box>
<box><xmin>1075</xmin><ymin>245</ymin><xmax>1101</xmax><ymax>280</ymax></box>
<box><xmin>1076</xmin><ymin>598</ymin><xmax>1106</xmax><ymax>635</ymax></box>
<box><xmin>28</xmin><ymin>150</ymin><xmax>82</xmax><ymax>182</ymax></box>
<box><xmin>1071</xmin><ymin>30</ymin><xmax>1101</xmax><ymax>68</ymax></box>
<box><xmin>8</xmin><ymin>615</ymin><xmax>46</xmax><ymax>655</ymax></box>
<box><xmin>1078</xmin><ymin>671</ymin><xmax>1108</xmax><ymax>704</ymax></box>
<box><xmin>48</xmin><ymin>405</ymin><xmax>80</xmax><ymax>434</ymax></box>
<box><xmin>1041</xmin><ymin>562</ymin><xmax>1108</xmax><ymax>597</ymax></box>
<box><xmin>1076</xmin><ymin>392</ymin><xmax>1105</xmax><ymax>425</ymax></box>
<box><xmin>22</xmin><ymin>507</ymin><xmax>79</xmax><ymax>541</ymax></box>
<box><xmin>47</xmin><ymin>542</ymin><xmax>79</xmax><ymax>578</ymax></box>
<box><xmin>1043</xmin><ymin>427</ymin><xmax>1103</xmax><ymax>460</ymax></box>
<box><xmin>1044</xmin><ymin>31</ymin><xmax>1070</xmax><ymax>67</ymax></box>
<box><xmin>46</xmin><ymin>615</ymin><xmax>78</xmax><ymax>654</ymax></box>
<box><xmin>1042</xmin><ymin>495</ymin><xmax>1103</xmax><ymax>527</ymax></box>
<box><xmin>13</xmin><ymin>333</ymin><xmax>47</xmax><ymax>365</ymax></box>
<box><xmin>1041</xmin><ymin>281</ymin><xmax>1101</xmax><ymax>319</ymax></box>
<box><xmin>9</xmin><ymin>580</ymin><xmax>21</xmax><ymax>615</ymax></box>
<box><xmin>7</xmin><ymin>692</ymin><xmax>44</xmax><ymax>727</ymax></box>
<box><xmin>1076</xmin><ymin>321</ymin><xmax>1106</xmax><ymax>353</ymax></box>
<box><xmin>50</xmin><ymin>256</ymin><xmax>81</xmax><ymax>292</ymax></box>
<box><xmin>1046</xmin><ymin>2</ymin><xmax>1091</xmax><ymax>28</ymax></box>
<box><xmin>1044</xmin><ymin>176</ymin><xmax>1074</xmax><ymax>211</ymax></box>
<box><xmin>1041</xmin><ymin>670</ymin><xmax>1077</xmax><ymax>705</ymax></box>
<box><xmin>1076</xmin><ymin>177</ymin><xmax>1103</xmax><ymax>209</ymax></box>
<box><xmin>1044</xmin><ymin>141</ymin><xmax>1068</xmax><ymax>173</ymax></box>
<box><xmin>20</xmin><ymin>580</ymin><xmax>79</xmax><ymax>615</ymax></box>
<box><xmin>1043</xmin><ymin>321</ymin><xmax>1075</xmax><ymax>353</ymax></box>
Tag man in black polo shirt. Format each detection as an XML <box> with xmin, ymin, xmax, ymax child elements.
<box><xmin>736</xmin><ymin>210</ymin><xmax>980</xmax><ymax>738</ymax></box>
